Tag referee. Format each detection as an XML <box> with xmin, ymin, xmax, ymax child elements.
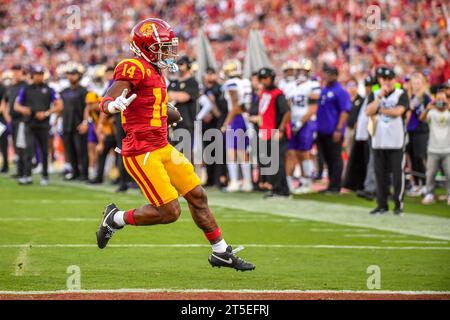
<box><xmin>366</xmin><ymin>67</ymin><xmax>409</xmax><ymax>215</ymax></box>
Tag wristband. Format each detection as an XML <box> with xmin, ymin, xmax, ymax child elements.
<box><xmin>99</xmin><ymin>97</ymin><xmax>114</xmax><ymax>114</ymax></box>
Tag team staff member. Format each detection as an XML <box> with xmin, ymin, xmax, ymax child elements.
<box><xmin>168</xmin><ymin>55</ymin><xmax>199</xmax><ymax>146</ymax></box>
<box><xmin>316</xmin><ymin>65</ymin><xmax>351</xmax><ymax>193</ymax></box>
<box><xmin>344</xmin><ymin>76</ymin><xmax>373</xmax><ymax>192</ymax></box>
<box><xmin>3</xmin><ymin>65</ymin><xmax>27</xmax><ymax>178</ymax></box>
<box><xmin>257</xmin><ymin>67</ymin><xmax>290</xmax><ymax>198</ymax></box>
<box><xmin>202</xmin><ymin>67</ymin><xmax>227</xmax><ymax>187</ymax></box>
<box><xmin>14</xmin><ymin>66</ymin><xmax>62</xmax><ymax>185</ymax></box>
<box><xmin>366</xmin><ymin>67</ymin><xmax>409</xmax><ymax>215</ymax></box>
<box><xmin>60</xmin><ymin>64</ymin><xmax>88</xmax><ymax>180</ymax></box>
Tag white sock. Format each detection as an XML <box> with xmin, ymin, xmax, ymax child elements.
<box><xmin>287</xmin><ymin>176</ymin><xmax>295</xmax><ymax>190</ymax></box>
<box><xmin>227</xmin><ymin>163</ymin><xmax>238</xmax><ymax>183</ymax></box>
<box><xmin>241</xmin><ymin>163</ymin><xmax>252</xmax><ymax>185</ymax></box>
<box><xmin>212</xmin><ymin>239</ymin><xmax>228</xmax><ymax>253</ymax></box>
<box><xmin>113</xmin><ymin>211</ymin><xmax>126</xmax><ymax>227</ymax></box>
<box><xmin>302</xmin><ymin>160</ymin><xmax>314</xmax><ymax>178</ymax></box>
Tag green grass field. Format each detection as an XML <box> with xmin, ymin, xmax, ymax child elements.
<box><xmin>0</xmin><ymin>174</ymin><xmax>449</xmax><ymax>293</ymax></box>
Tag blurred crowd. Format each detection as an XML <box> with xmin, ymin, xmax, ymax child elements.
<box><xmin>1</xmin><ymin>0</ymin><xmax>450</xmax><ymax>212</ymax></box>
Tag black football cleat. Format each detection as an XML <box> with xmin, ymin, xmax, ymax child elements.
<box><xmin>96</xmin><ymin>203</ymin><xmax>123</xmax><ymax>249</ymax></box>
<box><xmin>393</xmin><ymin>207</ymin><xmax>404</xmax><ymax>216</ymax></box>
<box><xmin>369</xmin><ymin>207</ymin><xmax>388</xmax><ymax>215</ymax></box>
<box><xmin>208</xmin><ymin>246</ymin><xmax>255</xmax><ymax>271</ymax></box>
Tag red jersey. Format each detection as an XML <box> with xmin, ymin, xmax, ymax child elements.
<box><xmin>113</xmin><ymin>57</ymin><xmax>168</xmax><ymax>156</ymax></box>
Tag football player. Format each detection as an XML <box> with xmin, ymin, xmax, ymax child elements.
<box><xmin>285</xmin><ymin>59</ymin><xmax>321</xmax><ymax>194</ymax></box>
<box><xmin>220</xmin><ymin>59</ymin><xmax>253</xmax><ymax>192</ymax></box>
<box><xmin>95</xmin><ymin>18</ymin><xmax>254</xmax><ymax>271</ymax></box>
<box><xmin>278</xmin><ymin>60</ymin><xmax>300</xmax><ymax>97</ymax></box>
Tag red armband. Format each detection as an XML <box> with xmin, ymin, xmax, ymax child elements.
<box><xmin>99</xmin><ymin>97</ymin><xmax>114</xmax><ymax>114</ymax></box>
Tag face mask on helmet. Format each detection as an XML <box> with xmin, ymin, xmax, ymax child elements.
<box><xmin>435</xmin><ymin>100</ymin><xmax>447</xmax><ymax>109</ymax></box>
<box><xmin>297</xmin><ymin>70</ymin><xmax>310</xmax><ymax>83</ymax></box>
<box><xmin>148</xmin><ymin>38</ymin><xmax>179</xmax><ymax>72</ymax></box>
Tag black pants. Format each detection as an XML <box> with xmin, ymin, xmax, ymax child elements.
<box><xmin>12</xmin><ymin>120</ymin><xmax>26</xmax><ymax>177</ymax></box>
<box><xmin>24</xmin><ymin>125</ymin><xmax>49</xmax><ymax>177</ymax></box>
<box><xmin>344</xmin><ymin>139</ymin><xmax>370</xmax><ymax>191</ymax></box>
<box><xmin>0</xmin><ymin>120</ymin><xmax>8</xmax><ymax>172</ymax></box>
<box><xmin>317</xmin><ymin>133</ymin><xmax>343</xmax><ymax>191</ymax></box>
<box><xmin>373</xmin><ymin>148</ymin><xmax>405</xmax><ymax>210</ymax></box>
<box><xmin>260</xmin><ymin>137</ymin><xmax>289</xmax><ymax>195</ymax></box>
<box><xmin>96</xmin><ymin>135</ymin><xmax>116</xmax><ymax>181</ymax></box>
<box><xmin>406</xmin><ymin>131</ymin><xmax>428</xmax><ymax>185</ymax></box>
<box><xmin>63</xmin><ymin>131</ymin><xmax>88</xmax><ymax>179</ymax></box>
<box><xmin>114</xmin><ymin>117</ymin><xmax>130</xmax><ymax>188</ymax></box>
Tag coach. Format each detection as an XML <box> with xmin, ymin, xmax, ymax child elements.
<box><xmin>61</xmin><ymin>65</ymin><xmax>88</xmax><ymax>181</ymax></box>
<box><xmin>366</xmin><ymin>67</ymin><xmax>409</xmax><ymax>215</ymax></box>
<box><xmin>316</xmin><ymin>65</ymin><xmax>351</xmax><ymax>193</ymax></box>
<box><xmin>14</xmin><ymin>66</ymin><xmax>62</xmax><ymax>185</ymax></box>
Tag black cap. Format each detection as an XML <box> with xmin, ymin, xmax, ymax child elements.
<box><xmin>376</xmin><ymin>66</ymin><xmax>395</xmax><ymax>79</ymax></box>
<box><xmin>205</xmin><ymin>67</ymin><xmax>216</xmax><ymax>74</ymax></box>
<box><xmin>257</xmin><ymin>67</ymin><xmax>275</xmax><ymax>79</ymax></box>
<box><xmin>11</xmin><ymin>64</ymin><xmax>22</xmax><ymax>70</ymax></box>
<box><xmin>322</xmin><ymin>64</ymin><xmax>338</xmax><ymax>76</ymax></box>
<box><xmin>177</xmin><ymin>55</ymin><xmax>192</xmax><ymax>68</ymax></box>
<box><xmin>364</xmin><ymin>75</ymin><xmax>374</xmax><ymax>86</ymax></box>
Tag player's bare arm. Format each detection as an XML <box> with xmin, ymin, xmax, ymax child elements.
<box><xmin>100</xmin><ymin>81</ymin><xmax>136</xmax><ymax>115</ymax></box>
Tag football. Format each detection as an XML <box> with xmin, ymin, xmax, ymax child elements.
<box><xmin>167</xmin><ymin>102</ymin><xmax>182</xmax><ymax>127</ymax></box>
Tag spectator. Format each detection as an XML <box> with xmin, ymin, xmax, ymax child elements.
<box><xmin>60</xmin><ymin>64</ymin><xmax>88</xmax><ymax>180</ymax></box>
<box><xmin>366</xmin><ymin>67</ymin><xmax>409</xmax><ymax>215</ymax></box>
<box><xmin>257</xmin><ymin>67</ymin><xmax>290</xmax><ymax>198</ymax></box>
<box><xmin>316</xmin><ymin>65</ymin><xmax>350</xmax><ymax>193</ymax></box>
<box><xmin>14</xmin><ymin>65</ymin><xmax>62</xmax><ymax>185</ymax></box>
<box><xmin>420</xmin><ymin>90</ymin><xmax>450</xmax><ymax>206</ymax></box>
<box><xmin>406</xmin><ymin>72</ymin><xmax>432</xmax><ymax>197</ymax></box>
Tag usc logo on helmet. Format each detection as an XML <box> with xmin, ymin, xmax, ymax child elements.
<box><xmin>140</xmin><ymin>23</ymin><xmax>156</xmax><ymax>38</ymax></box>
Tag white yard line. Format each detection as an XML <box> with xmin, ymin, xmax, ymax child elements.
<box><xmin>310</xmin><ymin>228</ymin><xmax>370</xmax><ymax>233</ymax></box>
<box><xmin>343</xmin><ymin>234</ymin><xmax>406</xmax><ymax>238</ymax></box>
<box><xmin>0</xmin><ymin>243</ymin><xmax>449</xmax><ymax>250</ymax></box>
<box><xmin>0</xmin><ymin>288</ymin><xmax>449</xmax><ymax>295</ymax></box>
<box><xmin>382</xmin><ymin>240</ymin><xmax>449</xmax><ymax>244</ymax></box>
<box><xmin>0</xmin><ymin>217</ymin><xmax>290</xmax><ymax>223</ymax></box>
